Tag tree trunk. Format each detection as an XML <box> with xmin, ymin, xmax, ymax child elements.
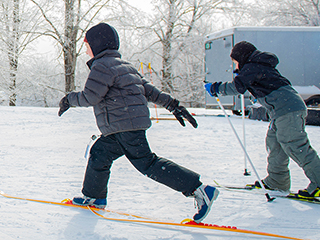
<box><xmin>64</xmin><ymin>0</ymin><xmax>78</xmax><ymax>93</ymax></box>
<box><xmin>63</xmin><ymin>44</ymin><xmax>76</xmax><ymax>93</ymax></box>
<box><xmin>161</xmin><ymin>38</ymin><xmax>174</xmax><ymax>94</ymax></box>
<box><xmin>161</xmin><ymin>1</ymin><xmax>175</xmax><ymax>94</ymax></box>
<box><xmin>8</xmin><ymin>0</ymin><xmax>20</xmax><ymax>106</ymax></box>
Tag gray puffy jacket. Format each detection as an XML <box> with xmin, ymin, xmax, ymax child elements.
<box><xmin>67</xmin><ymin>50</ymin><xmax>174</xmax><ymax>136</ymax></box>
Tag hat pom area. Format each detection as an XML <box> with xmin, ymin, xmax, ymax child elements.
<box><xmin>85</xmin><ymin>23</ymin><xmax>120</xmax><ymax>56</ymax></box>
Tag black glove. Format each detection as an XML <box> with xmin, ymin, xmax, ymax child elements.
<box><xmin>167</xmin><ymin>99</ymin><xmax>198</xmax><ymax>128</ymax></box>
<box><xmin>58</xmin><ymin>95</ymin><xmax>70</xmax><ymax>117</ymax></box>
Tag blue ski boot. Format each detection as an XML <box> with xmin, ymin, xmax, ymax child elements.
<box><xmin>72</xmin><ymin>196</ymin><xmax>106</xmax><ymax>209</ymax></box>
<box><xmin>193</xmin><ymin>185</ymin><xmax>219</xmax><ymax>223</ymax></box>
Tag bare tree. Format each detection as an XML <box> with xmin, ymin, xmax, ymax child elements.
<box><xmin>249</xmin><ymin>0</ymin><xmax>320</xmax><ymax>26</ymax></box>
<box><xmin>6</xmin><ymin>0</ymin><xmax>20</xmax><ymax>105</ymax></box>
<box><xmin>149</xmin><ymin>0</ymin><xmax>221</xmax><ymax>94</ymax></box>
<box><xmin>30</xmin><ymin>0</ymin><xmax>112</xmax><ymax>93</ymax></box>
<box><xmin>216</xmin><ymin>0</ymin><xmax>264</xmax><ymax>26</ymax></box>
<box><xmin>0</xmin><ymin>0</ymin><xmax>43</xmax><ymax>106</ymax></box>
<box><xmin>125</xmin><ymin>0</ymin><xmax>223</xmax><ymax>107</ymax></box>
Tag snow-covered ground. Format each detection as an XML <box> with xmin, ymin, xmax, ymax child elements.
<box><xmin>0</xmin><ymin>106</ymin><xmax>319</xmax><ymax>240</ymax></box>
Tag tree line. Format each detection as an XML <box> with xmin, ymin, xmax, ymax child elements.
<box><xmin>0</xmin><ymin>0</ymin><xmax>319</xmax><ymax>107</ymax></box>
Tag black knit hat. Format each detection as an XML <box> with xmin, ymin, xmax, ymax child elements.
<box><xmin>85</xmin><ymin>23</ymin><xmax>119</xmax><ymax>56</ymax></box>
<box><xmin>230</xmin><ymin>41</ymin><xmax>257</xmax><ymax>70</ymax></box>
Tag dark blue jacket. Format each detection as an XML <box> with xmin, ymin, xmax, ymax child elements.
<box><xmin>219</xmin><ymin>50</ymin><xmax>307</xmax><ymax>119</ymax></box>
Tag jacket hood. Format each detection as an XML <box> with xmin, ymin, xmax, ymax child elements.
<box><xmin>85</xmin><ymin>23</ymin><xmax>120</xmax><ymax>57</ymax></box>
<box><xmin>247</xmin><ymin>50</ymin><xmax>279</xmax><ymax>68</ymax></box>
<box><xmin>230</xmin><ymin>41</ymin><xmax>257</xmax><ymax>70</ymax></box>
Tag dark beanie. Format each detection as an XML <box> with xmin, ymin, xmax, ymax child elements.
<box><xmin>230</xmin><ymin>41</ymin><xmax>257</xmax><ymax>70</ymax></box>
<box><xmin>85</xmin><ymin>23</ymin><xmax>120</xmax><ymax>56</ymax></box>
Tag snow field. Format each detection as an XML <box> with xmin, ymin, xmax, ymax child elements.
<box><xmin>0</xmin><ymin>106</ymin><xmax>319</xmax><ymax>239</ymax></box>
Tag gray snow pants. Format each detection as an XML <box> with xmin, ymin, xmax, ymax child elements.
<box><xmin>264</xmin><ymin>110</ymin><xmax>320</xmax><ymax>193</ymax></box>
<box><xmin>81</xmin><ymin>130</ymin><xmax>202</xmax><ymax>199</ymax></box>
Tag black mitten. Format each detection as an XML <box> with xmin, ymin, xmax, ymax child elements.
<box><xmin>58</xmin><ymin>95</ymin><xmax>70</xmax><ymax>117</ymax></box>
<box><xmin>167</xmin><ymin>99</ymin><xmax>198</xmax><ymax>128</ymax></box>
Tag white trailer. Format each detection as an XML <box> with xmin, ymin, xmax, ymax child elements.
<box><xmin>204</xmin><ymin>26</ymin><xmax>320</xmax><ymax>114</ymax></box>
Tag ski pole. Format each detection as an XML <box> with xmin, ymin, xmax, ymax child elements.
<box><xmin>214</xmin><ymin>93</ymin><xmax>275</xmax><ymax>202</ymax></box>
<box><xmin>241</xmin><ymin>94</ymin><xmax>250</xmax><ymax>176</ymax></box>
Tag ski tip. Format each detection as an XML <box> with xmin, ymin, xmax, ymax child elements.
<box><xmin>0</xmin><ymin>191</ymin><xmax>7</xmax><ymax>196</ymax></box>
<box><xmin>181</xmin><ymin>218</ymin><xmax>193</xmax><ymax>224</ymax></box>
<box><xmin>181</xmin><ymin>219</ymin><xmax>205</xmax><ymax>225</ymax></box>
<box><xmin>61</xmin><ymin>198</ymin><xmax>73</xmax><ymax>205</ymax></box>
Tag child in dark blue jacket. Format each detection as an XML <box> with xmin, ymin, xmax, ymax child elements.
<box><xmin>205</xmin><ymin>41</ymin><xmax>320</xmax><ymax>198</ymax></box>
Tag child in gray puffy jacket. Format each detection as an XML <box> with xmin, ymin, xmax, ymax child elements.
<box><xmin>58</xmin><ymin>22</ymin><xmax>218</xmax><ymax>223</ymax></box>
<box><xmin>205</xmin><ymin>41</ymin><xmax>320</xmax><ymax>199</ymax></box>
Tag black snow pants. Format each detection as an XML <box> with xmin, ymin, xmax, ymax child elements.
<box><xmin>81</xmin><ymin>130</ymin><xmax>202</xmax><ymax>199</ymax></box>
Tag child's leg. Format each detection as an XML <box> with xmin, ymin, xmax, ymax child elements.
<box><xmin>264</xmin><ymin>122</ymin><xmax>291</xmax><ymax>191</ymax></box>
<box><xmin>275</xmin><ymin>111</ymin><xmax>320</xmax><ymax>194</ymax></box>
<box><xmin>82</xmin><ymin>135</ymin><xmax>124</xmax><ymax>198</ymax></box>
<box><xmin>116</xmin><ymin>130</ymin><xmax>202</xmax><ymax>197</ymax></box>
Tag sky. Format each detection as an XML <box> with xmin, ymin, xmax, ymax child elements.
<box><xmin>130</xmin><ymin>0</ymin><xmax>153</xmax><ymax>13</ymax></box>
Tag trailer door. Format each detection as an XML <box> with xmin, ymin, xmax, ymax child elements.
<box><xmin>205</xmin><ymin>35</ymin><xmax>234</xmax><ymax>107</ymax></box>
